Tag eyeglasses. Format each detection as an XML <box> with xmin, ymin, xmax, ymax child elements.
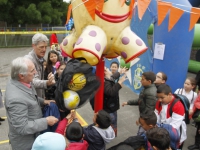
<box><xmin>156</xmin><ymin>75</ymin><xmax>162</xmax><ymax>80</ymax></box>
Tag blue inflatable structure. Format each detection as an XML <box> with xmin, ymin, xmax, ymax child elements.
<box><xmin>105</xmin><ymin>0</ymin><xmax>195</xmax><ymax>93</ymax></box>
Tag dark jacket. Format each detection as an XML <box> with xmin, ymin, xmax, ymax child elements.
<box><xmin>103</xmin><ymin>74</ymin><xmax>121</xmax><ymax>113</ymax></box>
<box><xmin>83</xmin><ymin>124</ymin><xmax>115</xmax><ymax>150</ymax></box>
<box><xmin>90</xmin><ymin>72</ymin><xmax>121</xmax><ymax>113</ymax></box>
<box><xmin>127</xmin><ymin>84</ymin><xmax>157</xmax><ymax>114</ymax></box>
<box><xmin>44</xmin><ymin>73</ymin><xmax>59</xmax><ymax>100</ymax></box>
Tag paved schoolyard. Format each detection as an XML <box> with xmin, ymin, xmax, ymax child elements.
<box><xmin>0</xmin><ymin>47</ymin><xmax>196</xmax><ymax>150</ymax></box>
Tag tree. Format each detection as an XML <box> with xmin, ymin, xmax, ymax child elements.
<box><xmin>0</xmin><ymin>0</ymin><xmax>69</xmax><ymax>26</ymax></box>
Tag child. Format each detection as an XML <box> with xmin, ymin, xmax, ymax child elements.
<box><xmin>110</xmin><ymin>61</ymin><xmax>119</xmax><ymax>75</ymax></box>
<box><xmin>104</xmin><ymin>67</ymin><xmax>127</xmax><ymax>136</ymax></box>
<box><xmin>83</xmin><ymin>110</ymin><xmax>115</xmax><ymax>150</ymax></box>
<box><xmin>55</xmin><ymin>111</ymin><xmax>88</xmax><ymax>150</ymax></box>
<box><xmin>108</xmin><ymin>111</ymin><xmax>179</xmax><ymax>150</ymax></box>
<box><xmin>122</xmin><ymin>71</ymin><xmax>157</xmax><ymax>114</ymax></box>
<box><xmin>45</xmin><ymin>61</ymin><xmax>66</xmax><ymax>100</ymax></box>
<box><xmin>139</xmin><ymin>111</ymin><xmax>179</xmax><ymax>150</ymax></box>
<box><xmin>90</xmin><ymin>67</ymin><xmax>127</xmax><ymax>136</ymax></box>
<box><xmin>154</xmin><ymin>72</ymin><xmax>167</xmax><ymax>88</ymax></box>
<box><xmin>146</xmin><ymin>127</ymin><xmax>172</xmax><ymax>150</ymax></box>
<box><xmin>174</xmin><ymin>77</ymin><xmax>197</xmax><ymax>117</ymax></box>
<box><xmin>31</xmin><ymin>132</ymin><xmax>66</xmax><ymax>150</ymax></box>
<box><xmin>44</xmin><ymin>50</ymin><xmax>60</xmax><ymax>79</ymax></box>
<box><xmin>155</xmin><ymin>84</ymin><xmax>186</xmax><ymax>149</ymax></box>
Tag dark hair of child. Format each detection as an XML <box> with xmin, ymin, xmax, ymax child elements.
<box><xmin>110</xmin><ymin>61</ymin><xmax>119</xmax><ymax>68</ymax></box>
<box><xmin>146</xmin><ymin>127</ymin><xmax>171</xmax><ymax>150</ymax></box>
<box><xmin>140</xmin><ymin>111</ymin><xmax>157</xmax><ymax>126</ymax></box>
<box><xmin>46</xmin><ymin>50</ymin><xmax>60</xmax><ymax>73</ymax></box>
<box><xmin>96</xmin><ymin>110</ymin><xmax>111</xmax><ymax>129</ymax></box>
<box><xmin>66</xmin><ymin>122</ymin><xmax>83</xmax><ymax>142</ymax></box>
<box><xmin>142</xmin><ymin>72</ymin><xmax>156</xmax><ymax>83</ymax></box>
<box><xmin>157</xmin><ymin>84</ymin><xmax>172</xmax><ymax>95</ymax></box>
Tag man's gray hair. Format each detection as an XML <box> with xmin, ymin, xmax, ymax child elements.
<box><xmin>11</xmin><ymin>57</ymin><xmax>29</xmax><ymax>80</ymax></box>
<box><xmin>32</xmin><ymin>33</ymin><xmax>49</xmax><ymax>45</ymax></box>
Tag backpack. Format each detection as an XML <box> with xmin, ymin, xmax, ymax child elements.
<box><xmin>107</xmin><ymin>135</ymin><xmax>145</xmax><ymax>150</ymax></box>
<box><xmin>170</xmin><ymin>94</ymin><xmax>190</xmax><ymax>124</ymax></box>
<box><xmin>55</xmin><ymin>58</ymin><xmax>101</xmax><ymax>112</ymax></box>
<box><xmin>159</xmin><ymin>94</ymin><xmax>190</xmax><ymax>124</ymax></box>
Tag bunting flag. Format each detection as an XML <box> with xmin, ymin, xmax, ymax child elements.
<box><xmin>157</xmin><ymin>1</ymin><xmax>172</xmax><ymax>26</ymax></box>
<box><xmin>82</xmin><ymin>0</ymin><xmax>96</xmax><ymax>20</ymax></box>
<box><xmin>129</xmin><ymin>0</ymin><xmax>135</xmax><ymax>19</ymax></box>
<box><xmin>66</xmin><ymin>4</ymin><xmax>72</xmax><ymax>25</ymax></box>
<box><xmin>189</xmin><ymin>7</ymin><xmax>200</xmax><ymax>31</ymax></box>
<box><xmin>95</xmin><ymin>0</ymin><xmax>104</xmax><ymax>12</ymax></box>
<box><xmin>168</xmin><ymin>7</ymin><xmax>184</xmax><ymax>31</ymax></box>
<box><xmin>137</xmin><ymin>0</ymin><xmax>151</xmax><ymax>20</ymax></box>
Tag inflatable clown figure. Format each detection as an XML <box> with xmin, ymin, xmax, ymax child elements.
<box><xmin>61</xmin><ymin>0</ymin><xmax>148</xmax><ymax>66</ymax></box>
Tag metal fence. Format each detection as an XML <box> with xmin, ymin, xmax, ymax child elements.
<box><xmin>0</xmin><ymin>27</ymin><xmax>70</xmax><ymax>47</ymax></box>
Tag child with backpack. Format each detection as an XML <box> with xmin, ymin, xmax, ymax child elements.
<box><xmin>107</xmin><ymin>110</ymin><xmax>179</xmax><ymax>150</ymax></box>
<box><xmin>155</xmin><ymin>84</ymin><xmax>186</xmax><ymax>149</ymax></box>
<box><xmin>174</xmin><ymin>77</ymin><xmax>197</xmax><ymax>118</ymax></box>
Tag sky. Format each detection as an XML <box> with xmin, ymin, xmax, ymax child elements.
<box><xmin>63</xmin><ymin>0</ymin><xmax>71</xmax><ymax>3</ymax></box>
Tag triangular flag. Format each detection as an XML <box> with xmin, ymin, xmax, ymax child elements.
<box><xmin>95</xmin><ymin>0</ymin><xmax>104</xmax><ymax>12</ymax></box>
<box><xmin>66</xmin><ymin>4</ymin><xmax>72</xmax><ymax>25</ymax></box>
<box><xmin>168</xmin><ymin>7</ymin><xmax>184</xmax><ymax>31</ymax></box>
<box><xmin>189</xmin><ymin>7</ymin><xmax>200</xmax><ymax>31</ymax></box>
<box><xmin>129</xmin><ymin>0</ymin><xmax>135</xmax><ymax>19</ymax></box>
<box><xmin>157</xmin><ymin>1</ymin><xmax>172</xmax><ymax>26</ymax></box>
<box><xmin>82</xmin><ymin>0</ymin><xmax>96</xmax><ymax>20</ymax></box>
<box><xmin>137</xmin><ymin>0</ymin><xmax>151</xmax><ymax>20</ymax></box>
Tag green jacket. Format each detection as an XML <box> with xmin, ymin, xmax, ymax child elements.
<box><xmin>127</xmin><ymin>84</ymin><xmax>157</xmax><ymax>114</ymax></box>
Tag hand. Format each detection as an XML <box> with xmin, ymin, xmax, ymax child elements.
<box><xmin>47</xmin><ymin>72</ymin><xmax>55</xmax><ymax>86</ymax></box>
<box><xmin>46</xmin><ymin>116</ymin><xmax>58</xmax><ymax>126</ymax></box>
<box><xmin>122</xmin><ymin>102</ymin><xmax>127</xmax><ymax>107</ymax></box>
<box><xmin>44</xmin><ymin>100</ymin><xmax>56</xmax><ymax>105</ymax></box>
<box><xmin>118</xmin><ymin>73</ymin><xmax>128</xmax><ymax>85</ymax></box>
<box><xmin>104</xmin><ymin>67</ymin><xmax>112</xmax><ymax>79</ymax></box>
<box><xmin>119</xmin><ymin>67</ymin><xmax>128</xmax><ymax>74</ymax></box>
<box><xmin>189</xmin><ymin>109</ymin><xmax>194</xmax><ymax>115</ymax></box>
<box><xmin>66</xmin><ymin>110</ymin><xmax>76</xmax><ymax>120</ymax></box>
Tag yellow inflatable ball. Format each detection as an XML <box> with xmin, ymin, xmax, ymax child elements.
<box><xmin>63</xmin><ymin>90</ymin><xmax>80</xmax><ymax>110</ymax></box>
<box><xmin>68</xmin><ymin>73</ymin><xmax>86</xmax><ymax>91</ymax></box>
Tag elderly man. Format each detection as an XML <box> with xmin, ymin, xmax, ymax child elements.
<box><xmin>5</xmin><ymin>57</ymin><xmax>58</xmax><ymax>150</ymax></box>
<box><xmin>25</xmin><ymin>33</ymin><xmax>55</xmax><ymax>98</ymax></box>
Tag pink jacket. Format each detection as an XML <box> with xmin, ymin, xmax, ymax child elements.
<box><xmin>55</xmin><ymin>118</ymin><xmax>88</xmax><ymax>150</ymax></box>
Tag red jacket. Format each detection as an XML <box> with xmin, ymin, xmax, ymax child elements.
<box><xmin>55</xmin><ymin>118</ymin><xmax>88</xmax><ymax>150</ymax></box>
<box><xmin>192</xmin><ymin>95</ymin><xmax>200</xmax><ymax>113</ymax></box>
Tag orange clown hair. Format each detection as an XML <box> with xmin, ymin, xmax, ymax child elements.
<box><xmin>82</xmin><ymin>0</ymin><xmax>135</xmax><ymax>20</ymax></box>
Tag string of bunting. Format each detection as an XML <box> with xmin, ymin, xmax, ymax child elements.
<box><xmin>137</xmin><ymin>0</ymin><xmax>200</xmax><ymax>31</ymax></box>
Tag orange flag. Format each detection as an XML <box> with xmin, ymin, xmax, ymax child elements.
<box><xmin>129</xmin><ymin>0</ymin><xmax>135</xmax><ymax>19</ymax></box>
<box><xmin>157</xmin><ymin>1</ymin><xmax>172</xmax><ymax>26</ymax></box>
<box><xmin>137</xmin><ymin>0</ymin><xmax>151</xmax><ymax>20</ymax></box>
<box><xmin>95</xmin><ymin>0</ymin><xmax>104</xmax><ymax>12</ymax></box>
<box><xmin>83</xmin><ymin>0</ymin><xmax>96</xmax><ymax>20</ymax></box>
<box><xmin>189</xmin><ymin>7</ymin><xmax>200</xmax><ymax>31</ymax></box>
<box><xmin>168</xmin><ymin>7</ymin><xmax>184</xmax><ymax>31</ymax></box>
<box><xmin>66</xmin><ymin>4</ymin><xmax>72</xmax><ymax>25</ymax></box>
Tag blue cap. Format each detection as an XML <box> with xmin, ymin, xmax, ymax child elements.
<box><xmin>32</xmin><ymin>132</ymin><xmax>66</xmax><ymax>150</ymax></box>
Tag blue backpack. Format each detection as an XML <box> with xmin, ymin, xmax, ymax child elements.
<box><xmin>171</xmin><ymin>94</ymin><xmax>190</xmax><ymax>124</ymax></box>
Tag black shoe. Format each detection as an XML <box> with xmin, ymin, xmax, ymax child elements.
<box><xmin>0</xmin><ymin>117</ymin><xmax>5</xmax><ymax>121</ymax></box>
<box><xmin>188</xmin><ymin>144</ymin><xmax>199</xmax><ymax>150</ymax></box>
